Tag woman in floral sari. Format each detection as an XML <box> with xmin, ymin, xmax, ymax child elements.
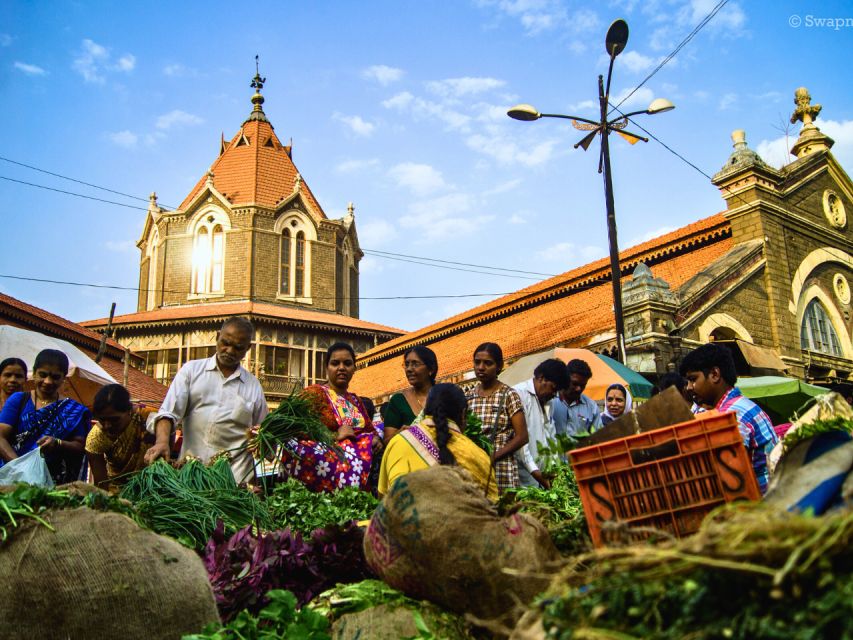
<box><xmin>282</xmin><ymin>342</ymin><xmax>381</xmax><ymax>492</ymax></box>
<box><xmin>0</xmin><ymin>349</ymin><xmax>91</xmax><ymax>484</ymax></box>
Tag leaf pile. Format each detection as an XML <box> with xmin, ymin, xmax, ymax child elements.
<box><xmin>463</xmin><ymin>410</ymin><xmax>492</xmax><ymax>456</ymax></box>
<box><xmin>529</xmin><ymin>503</ymin><xmax>853</xmax><ymax>639</ymax></box>
<box><xmin>120</xmin><ymin>458</ymin><xmax>272</xmax><ymax>550</ymax></box>
<box><xmin>782</xmin><ymin>417</ymin><xmax>853</xmax><ymax>454</ymax></box>
<box><xmin>183</xmin><ymin>589</ymin><xmax>330</xmax><ymax>640</ymax></box>
<box><xmin>0</xmin><ymin>483</ymin><xmax>138</xmax><ymax>542</ymax></box>
<box><xmin>251</xmin><ymin>392</ymin><xmax>341</xmax><ymax>462</ymax></box>
<box><xmin>499</xmin><ymin>464</ymin><xmax>589</xmax><ymax>556</ymax></box>
<box><xmin>202</xmin><ymin>521</ymin><xmax>372</xmax><ymax>622</ymax></box>
<box><xmin>266</xmin><ymin>478</ymin><xmax>378</xmax><ymax>535</ymax></box>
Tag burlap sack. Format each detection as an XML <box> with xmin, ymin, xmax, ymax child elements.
<box><xmin>363</xmin><ymin>466</ymin><xmax>561</xmax><ymax>628</ymax></box>
<box><xmin>0</xmin><ymin>507</ymin><xmax>220</xmax><ymax>639</ymax></box>
<box><xmin>331</xmin><ymin>602</ymin><xmax>473</xmax><ymax>640</ymax></box>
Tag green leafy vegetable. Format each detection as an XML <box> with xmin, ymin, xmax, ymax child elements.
<box><xmin>463</xmin><ymin>410</ymin><xmax>492</xmax><ymax>455</ymax></box>
<box><xmin>183</xmin><ymin>589</ymin><xmax>331</xmax><ymax>640</ymax></box>
<box><xmin>251</xmin><ymin>392</ymin><xmax>341</xmax><ymax>463</ymax></box>
<box><xmin>266</xmin><ymin>479</ymin><xmax>378</xmax><ymax>535</ymax></box>
<box><xmin>782</xmin><ymin>417</ymin><xmax>853</xmax><ymax>454</ymax></box>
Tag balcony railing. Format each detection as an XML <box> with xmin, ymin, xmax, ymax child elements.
<box><xmin>259</xmin><ymin>374</ymin><xmax>305</xmax><ymax>397</ymax></box>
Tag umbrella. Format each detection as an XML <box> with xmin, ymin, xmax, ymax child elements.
<box><xmin>737</xmin><ymin>375</ymin><xmax>828</xmax><ymax>423</ymax></box>
<box><xmin>0</xmin><ymin>325</ymin><xmax>116</xmax><ymax>406</ymax></box>
<box><xmin>498</xmin><ymin>347</ymin><xmax>654</xmax><ymax>401</ymax></box>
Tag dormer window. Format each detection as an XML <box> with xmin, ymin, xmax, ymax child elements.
<box><xmin>192</xmin><ymin>215</ymin><xmax>227</xmax><ymax>295</ymax></box>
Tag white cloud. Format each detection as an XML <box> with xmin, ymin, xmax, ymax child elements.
<box><xmin>358</xmin><ymin>255</ymin><xmax>385</xmax><ymax>274</ymax></box>
<box><xmin>362</xmin><ymin>64</ymin><xmax>404</xmax><ymax>86</ymax></box>
<box><xmin>610</xmin><ymin>86</ymin><xmax>655</xmax><ymax>111</ymax></box>
<box><xmin>359</xmin><ymin>219</ymin><xmax>397</xmax><ymax>247</ymax></box>
<box><xmin>718</xmin><ymin>92</ymin><xmax>738</xmax><ymax>111</ymax></box>
<box><xmin>650</xmin><ymin>1</ymin><xmax>746</xmax><ymax>51</ymax></box>
<box><xmin>483</xmin><ymin>178</ymin><xmax>522</xmax><ymax>196</ymax></box>
<box><xmin>163</xmin><ymin>63</ymin><xmax>198</xmax><ymax>77</ymax></box>
<box><xmin>568</xmin><ymin>40</ymin><xmax>587</xmax><ymax>55</ymax></box>
<box><xmin>466</xmin><ymin>132</ymin><xmax>558</xmax><ymax>167</ymax></box>
<box><xmin>13</xmin><ymin>62</ymin><xmax>46</xmax><ymax>76</ymax></box>
<box><xmin>400</xmin><ymin>193</ymin><xmax>492</xmax><ymax>241</ymax></box>
<box><xmin>335</xmin><ymin>158</ymin><xmax>380</xmax><ymax>173</ymax></box>
<box><xmin>537</xmin><ymin>242</ymin><xmax>605</xmax><ymax>264</ymax></box>
<box><xmin>382</xmin><ymin>91</ymin><xmax>414</xmax><ymax>110</ymax></box>
<box><xmin>625</xmin><ymin>226</ymin><xmax>676</xmax><ymax>247</ymax></box>
<box><xmin>115</xmin><ymin>54</ymin><xmax>136</xmax><ymax>72</ymax></box>
<box><xmin>156</xmin><ymin>109</ymin><xmax>203</xmax><ymax>130</ymax></box>
<box><xmin>620</xmin><ymin>51</ymin><xmax>654</xmax><ymax>73</ymax></box>
<box><xmin>508</xmin><ymin>213</ymin><xmax>527</xmax><ymax>224</ymax></box>
<box><xmin>108</xmin><ymin>130</ymin><xmax>138</xmax><ymax>148</ymax></box>
<box><xmin>426</xmin><ymin>77</ymin><xmax>506</xmax><ymax>98</ymax></box>
<box><xmin>105</xmin><ymin>239</ymin><xmax>136</xmax><ymax>252</ymax></box>
<box><xmin>388</xmin><ymin>162</ymin><xmax>446</xmax><ymax>195</ymax></box>
<box><xmin>333</xmin><ymin>113</ymin><xmax>376</xmax><ymax>137</ymax></box>
<box><xmin>682</xmin><ymin>0</ymin><xmax>745</xmax><ymax>31</ymax></box>
<box><xmin>568</xmin><ymin>99</ymin><xmax>597</xmax><ymax>112</ymax></box>
<box><xmin>476</xmin><ymin>0</ymin><xmax>596</xmax><ymax>36</ymax></box>
<box><xmin>72</xmin><ymin>39</ymin><xmax>135</xmax><ymax>83</ymax></box>
<box><xmin>756</xmin><ymin>119</ymin><xmax>853</xmax><ymax>169</ymax></box>
<box><xmin>0</xmin><ymin>34</ymin><xmax>12</xmax><ymax>46</ymax></box>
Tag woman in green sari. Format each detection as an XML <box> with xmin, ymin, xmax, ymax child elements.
<box><xmin>383</xmin><ymin>346</ymin><xmax>438</xmax><ymax>441</ymax></box>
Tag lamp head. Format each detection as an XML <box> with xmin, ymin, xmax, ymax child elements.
<box><xmin>647</xmin><ymin>98</ymin><xmax>675</xmax><ymax>114</ymax></box>
<box><xmin>507</xmin><ymin>104</ymin><xmax>541</xmax><ymax>121</ymax></box>
<box><xmin>605</xmin><ymin>19</ymin><xmax>629</xmax><ymax>58</ymax></box>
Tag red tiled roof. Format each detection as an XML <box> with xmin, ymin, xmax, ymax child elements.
<box><xmin>0</xmin><ymin>291</ymin><xmax>130</xmax><ymax>361</ymax></box>
<box><xmin>81</xmin><ymin>300</ymin><xmax>404</xmax><ymax>336</ymax></box>
<box><xmin>350</xmin><ymin>213</ymin><xmax>732</xmax><ymax>399</ymax></box>
<box><xmin>178</xmin><ymin>116</ymin><xmax>326</xmax><ymax>216</ymax></box>
<box><xmin>0</xmin><ymin>291</ymin><xmax>167</xmax><ymax>407</ymax></box>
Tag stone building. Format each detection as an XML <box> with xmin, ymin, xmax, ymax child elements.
<box><xmin>352</xmin><ymin>88</ymin><xmax>852</xmax><ymax>401</ymax></box>
<box><xmin>83</xmin><ymin>71</ymin><xmax>403</xmax><ymax>400</ymax></box>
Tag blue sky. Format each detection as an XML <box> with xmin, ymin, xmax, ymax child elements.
<box><xmin>1</xmin><ymin>0</ymin><xmax>851</xmax><ymax>332</ymax></box>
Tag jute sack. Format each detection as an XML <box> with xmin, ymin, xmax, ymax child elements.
<box><xmin>0</xmin><ymin>507</ymin><xmax>220</xmax><ymax>640</ymax></box>
<box><xmin>363</xmin><ymin>466</ymin><xmax>560</xmax><ymax>627</ymax></box>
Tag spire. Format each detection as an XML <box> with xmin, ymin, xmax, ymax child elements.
<box><xmin>789</xmin><ymin>87</ymin><xmax>834</xmax><ymax>159</ymax></box>
<box><xmin>245</xmin><ymin>55</ymin><xmax>269</xmax><ymax>123</ymax></box>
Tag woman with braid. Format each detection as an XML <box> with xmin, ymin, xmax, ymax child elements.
<box><xmin>378</xmin><ymin>383</ymin><xmax>497</xmax><ymax>501</ymax></box>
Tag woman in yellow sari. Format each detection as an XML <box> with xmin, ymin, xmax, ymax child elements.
<box><xmin>379</xmin><ymin>383</ymin><xmax>497</xmax><ymax>501</ymax></box>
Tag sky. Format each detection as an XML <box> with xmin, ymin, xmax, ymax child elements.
<box><xmin>0</xmin><ymin>0</ymin><xmax>851</xmax><ymax>333</ymax></box>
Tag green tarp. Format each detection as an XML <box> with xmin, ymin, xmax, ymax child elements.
<box><xmin>737</xmin><ymin>376</ymin><xmax>828</xmax><ymax>422</ymax></box>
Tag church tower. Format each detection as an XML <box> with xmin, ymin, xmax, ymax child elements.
<box><xmin>84</xmin><ymin>65</ymin><xmax>402</xmax><ymax>398</ymax></box>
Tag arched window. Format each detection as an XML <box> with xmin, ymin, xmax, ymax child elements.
<box><xmin>146</xmin><ymin>229</ymin><xmax>159</xmax><ymax>310</ymax></box>
<box><xmin>191</xmin><ymin>217</ymin><xmax>227</xmax><ymax>295</ymax></box>
<box><xmin>295</xmin><ymin>231</ymin><xmax>306</xmax><ymax>297</ymax></box>
<box><xmin>280</xmin><ymin>229</ymin><xmax>291</xmax><ymax>294</ymax></box>
<box><xmin>801</xmin><ymin>299</ymin><xmax>842</xmax><ymax>356</ymax></box>
<box><xmin>274</xmin><ymin>211</ymin><xmax>314</xmax><ymax>301</ymax></box>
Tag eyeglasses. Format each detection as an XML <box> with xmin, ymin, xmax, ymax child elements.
<box><xmin>403</xmin><ymin>361</ymin><xmax>425</xmax><ymax>369</ymax></box>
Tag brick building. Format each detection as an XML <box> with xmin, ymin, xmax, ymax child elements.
<box><xmin>352</xmin><ymin>88</ymin><xmax>853</xmax><ymax>401</ymax></box>
<box><xmin>83</xmin><ymin>71</ymin><xmax>403</xmax><ymax>400</ymax></box>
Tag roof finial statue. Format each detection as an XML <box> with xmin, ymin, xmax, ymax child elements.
<box><xmin>246</xmin><ymin>55</ymin><xmax>269</xmax><ymax>123</ymax></box>
<box><xmin>347</xmin><ymin>202</ymin><xmax>355</xmax><ymax>216</ymax></box>
<box><xmin>789</xmin><ymin>87</ymin><xmax>834</xmax><ymax>159</ymax></box>
<box><xmin>294</xmin><ymin>173</ymin><xmax>302</xmax><ymax>192</ymax></box>
<box><xmin>790</xmin><ymin>87</ymin><xmax>821</xmax><ymax>129</ymax></box>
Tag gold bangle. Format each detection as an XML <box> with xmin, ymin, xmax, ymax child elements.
<box><xmin>56</xmin><ymin>438</ymin><xmax>63</xmax><ymax>448</ymax></box>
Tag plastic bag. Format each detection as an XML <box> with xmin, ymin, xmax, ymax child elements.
<box><xmin>0</xmin><ymin>448</ymin><xmax>55</xmax><ymax>487</ymax></box>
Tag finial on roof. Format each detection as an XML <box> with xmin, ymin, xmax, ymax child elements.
<box><xmin>713</xmin><ymin>129</ymin><xmax>768</xmax><ymax>178</ymax></box>
<box><xmin>789</xmin><ymin>87</ymin><xmax>834</xmax><ymax>159</ymax></box>
<box><xmin>206</xmin><ymin>170</ymin><xmax>214</xmax><ymax>186</ymax></box>
<box><xmin>246</xmin><ymin>55</ymin><xmax>270</xmax><ymax>123</ymax></box>
<box><xmin>294</xmin><ymin>173</ymin><xmax>302</xmax><ymax>192</ymax></box>
<box><xmin>149</xmin><ymin>192</ymin><xmax>158</xmax><ymax>205</ymax></box>
<box><xmin>347</xmin><ymin>202</ymin><xmax>355</xmax><ymax>215</ymax></box>
<box><xmin>147</xmin><ymin>192</ymin><xmax>162</xmax><ymax>217</ymax></box>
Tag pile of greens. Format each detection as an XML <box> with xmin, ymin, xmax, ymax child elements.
<box><xmin>250</xmin><ymin>392</ymin><xmax>341</xmax><ymax>463</ymax></box>
<box><xmin>463</xmin><ymin>410</ymin><xmax>492</xmax><ymax>456</ymax></box>
<box><xmin>202</xmin><ymin>521</ymin><xmax>372</xmax><ymax>622</ymax></box>
<box><xmin>782</xmin><ymin>416</ymin><xmax>853</xmax><ymax>454</ymax></box>
<box><xmin>499</xmin><ymin>464</ymin><xmax>590</xmax><ymax>556</ymax></box>
<box><xmin>0</xmin><ymin>483</ymin><xmax>138</xmax><ymax>542</ymax></box>
<box><xmin>184</xmin><ymin>589</ymin><xmax>330</xmax><ymax>640</ymax></box>
<box><xmin>266</xmin><ymin>478</ymin><xmax>378</xmax><ymax>535</ymax></box>
<box><xmin>529</xmin><ymin>503</ymin><xmax>853</xmax><ymax>639</ymax></box>
<box><xmin>120</xmin><ymin>458</ymin><xmax>272</xmax><ymax>550</ymax></box>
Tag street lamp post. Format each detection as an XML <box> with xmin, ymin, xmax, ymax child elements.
<box><xmin>508</xmin><ymin>19</ymin><xmax>674</xmax><ymax>363</ymax></box>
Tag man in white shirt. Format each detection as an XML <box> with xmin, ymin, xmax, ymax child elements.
<box><xmin>513</xmin><ymin>359</ymin><xmax>569</xmax><ymax>488</ymax></box>
<box><xmin>145</xmin><ymin>316</ymin><xmax>268</xmax><ymax>484</ymax></box>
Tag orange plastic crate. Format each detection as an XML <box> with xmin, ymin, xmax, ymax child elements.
<box><xmin>569</xmin><ymin>411</ymin><xmax>760</xmax><ymax>547</ymax></box>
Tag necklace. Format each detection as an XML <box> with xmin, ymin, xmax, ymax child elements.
<box><xmin>409</xmin><ymin>388</ymin><xmax>427</xmax><ymax>412</ymax></box>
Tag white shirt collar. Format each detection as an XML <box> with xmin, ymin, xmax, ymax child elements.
<box><xmin>203</xmin><ymin>354</ymin><xmax>246</xmax><ymax>382</ymax></box>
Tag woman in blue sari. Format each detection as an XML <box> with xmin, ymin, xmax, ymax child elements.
<box><xmin>0</xmin><ymin>349</ymin><xmax>91</xmax><ymax>484</ymax></box>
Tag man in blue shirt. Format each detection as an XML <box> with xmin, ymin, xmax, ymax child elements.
<box><xmin>551</xmin><ymin>359</ymin><xmax>602</xmax><ymax>437</ymax></box>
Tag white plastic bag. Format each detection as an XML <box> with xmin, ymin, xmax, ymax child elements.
<box><xmin>0</xmin><ymin>448</ymin><xmax>55</xmax><ymax>487</ymax></box>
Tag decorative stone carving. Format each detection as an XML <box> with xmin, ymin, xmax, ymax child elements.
<box><xmin>622</xmin><ymin>263</ymin><xmax>678</xmax><ymax>306</ymax></box>
<box><xmin>823</xmin><ymin>190</ymin><xmax>847</xmax><ymax>229</ymax></box>
<box><xmin>834</xmin><ymin>273</ymin><xmax>851</xmax><ymax>305</ymax></box>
